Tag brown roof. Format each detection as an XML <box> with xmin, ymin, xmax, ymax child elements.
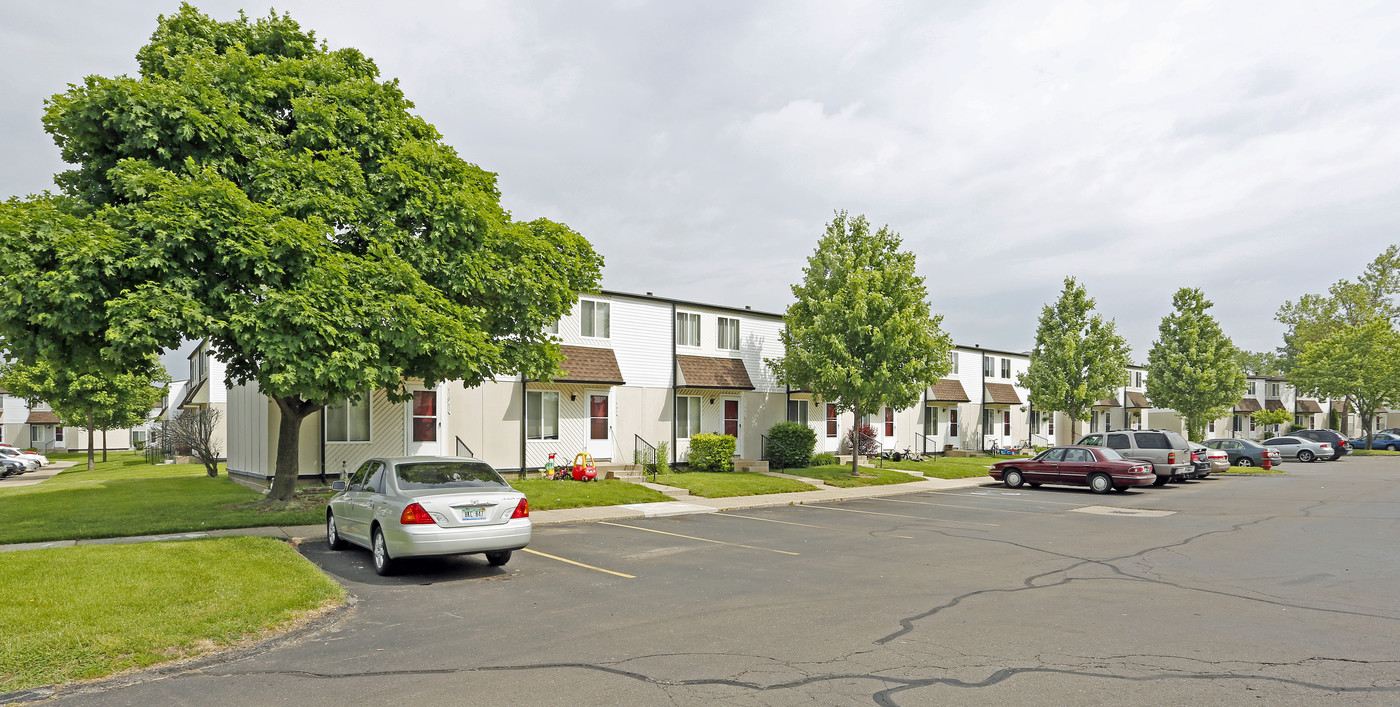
<box><xmin>1125</xmin><ymin>391</ymin><xmax>1151</xmax><ymax>409</ymax></box>
<box><xmin>984</xmin><ymin>382</ymin><xmax>1022</xmax><ymax>405</ymax></box>
<box><xmin>1094</xmin><ymin>397</ymin><xmax>1119</xmax><ymax>407</ymax></box>
<box><xmin>179</xmin><ymin>377</ymin><xmax>207</xmax><ymax>409</ymax></box>
<box><xmin>26</xmin><ymin>410</ymin><xmax>62</xmax><ymax>425</ymax></box>
<box><xmin>928</xmin><ymin>378</ymin><xmax>970</xmax><ymax>402</ymax></box>
<box><xmin>1296</xmin><ymin>399</ymin><xmax>1323</xmax><ymax>413</ymax></box>
<box><xmin>1235</xmin><ymin>398</ymin><xmax>1262</xmax><ymax>413</ymax></box>
<box><xmin>1264</xmin><ymin>399</ymin><xmax>1287</xmax><ymax>411</ymax></box>
<box><xmin>676</xmin><ymin>355</ymin><xmax>754</xmax><ymax>390</ymax></box>
<box><xmin>556</xmin><ymin>346</ymin><xmax>626</xmax><ymax>385</ymax></box>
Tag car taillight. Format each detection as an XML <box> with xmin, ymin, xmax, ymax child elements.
<box><xmin>400</xmin><ymin>502</ymin><xmax>436</xmax><ymax>525</ymax></box>
<box><xmin>1320</xmin><ymin>443</ymin><xmax>1330</xmax><ymax>450</ymax></box>
<box><xmin>1168</xmin><ymin>452</ymin><xmax>1176</xmax><ymax>464</ymax></box>
<box><xmin>510</xmin><ymin>498</ymin><xmax>530</xmax><ymax>519</ymax></box>
<box><xmin>1191</xmin><ymin>451</ymin><xmax>1200</xmax><ymax>462</ymax></box>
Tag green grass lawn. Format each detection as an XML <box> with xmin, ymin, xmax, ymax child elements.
<box><xmin>511</xmin><ymin>478</ymin><xmax>673</xmax><ymax>510</ymax></box>
<box><xmin>790</xmin><ymin>464</ymin><xmax>922</xmax><ymax>487</ymax></box>
<box><xmin>878</xmin><ymin>456</ymin><xmax>999</xmax><ymax>479</ymax></box>
<box><xmin>1352</xmin><ymin>449</ymin><xmax>1400</xmax><ymax>456</ymax></box>
<box><xmin>1220</xmin><ymin>465</ymin><xmax>1286</xmax><ymax>474</ymax></box>
<box><xmin>651</xmin><ymin>471</ymin><xmax>816</xmax><ymax>498</ymax></box>
<box><xmin>0</xmin><ymin>453</ymin><xmax>329</xmax><ymax>545</ymax></box>
<box><xmin>0</xmin><ymin>536</ymin><xmax>344</xmax><ymax>694</ymax></box>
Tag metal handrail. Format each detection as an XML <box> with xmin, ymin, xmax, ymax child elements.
<box><xmin>455</xmin><ymin>436</ymin><xmax>475</xmax><ymax>459</ymax></box>
<box><xmin>915</xmin><ymin>433</ymin><xmax>939</xmax><ymax>460</ymax></box>
<box><xmin>634</xmin><ymin>435</ymin><xmax>659</xmax><ymax>481</ymax></box>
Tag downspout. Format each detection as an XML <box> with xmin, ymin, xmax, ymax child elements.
<box><xmin>671</xmin><ymin>302</ymin><xmax>678</xmax><ymax>466</ymax></box>
<box><xmin>520</xmin><ymin>373</ymin><xmax>527</xmax><ymax>476</ymax></box>
<box><xmin>922</xmin><ymin>387</ymin><xmax>929</xmax><ymax>456</ymax></box>
<box><xmin>1122</xmin><ymin>388</ymin><xmax>1128</xmax><ymax>430</ymax></box>
<box><xmin>976</xmin><ymin>345</ymin><xmax>985</xmax><ymax>452</ymax></box>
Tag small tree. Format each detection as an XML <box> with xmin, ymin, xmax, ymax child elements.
<box><xmin>1019</xmin><ymin>278</ymin><xmax>1132</xmax><ymax>441</ymax></box>
<box><xmin>768</xmin><ymin>211</ymin><xmax>953</xmax><ymax>477</ymax></box>
<box><xmin>1251</xmin><ymin>408</ymin><xmax>1292</xmax><ymax>438</ymax></box>
<box><xmin>161</xmin><ymin>407</ymin><xmax>223</xmax><ymax>477</ymax></box>
<box><xmin>1289</xmin><ymin>318</ymin><xmax>1400</xmax><ymax>449</ymax></box>
<box><xmin>844</xmin><ymin>423</ymin><xmax>881</xmax><ymax>456</ymax></box>
<box><xmin>1146</xmin><ymin>288</ymin><xmax>1247</xmax><ymax>442</ymax></box>
<box><xmin>763</xmin><ymin>421</ymin><xmax>816</xmax><ymax>470</ymax></box>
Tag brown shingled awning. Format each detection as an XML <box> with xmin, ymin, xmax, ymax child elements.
<box><xmin>179</xmin><ymin>377</ymin><xmax>207</xmax><ymax>409</ymax></box>
<box><xmin>677</xmin><ymin>355</ymin><xmax>754</xmax><ymax>390</ymax></box>
<box><xmin>1235</xmin><ymin>398</ymin><xmax>1262</xmax><ymax>413</ymax></box>
<box><xmin>1297</xmin><ymin>399</ymin><xmax>1323</xmax><ymax>414</ymax></box>
<box><xmin>1093</xmin><ymin>398</ymin><xmax>1119</xmax><ymax>408</ymax></box>
<box><xmin>984</xmin><ymin>382</ymin><xmax>1022</xmax><ymax>405</ymax></box>
<box><xmin>556</xmin><ymin>345</ymin><xmax>626</xmax><ymax>385</ymax></box>
<box><xmin>1265</xmin><ymin>399</ymin><xmax>1286</xmax><ymax>412</ymax></box>
<box><xmin>928</xmin><ymin>378</ymin><xmax>970</xmax><ymax>402</ymax></box>
<box><xmin>1125</xmin><ymin>391</ymin><xmax>1151</xmax><ymax>408</ymax></box>
<box><xmin>26</xmin><ymin>411</ymin><xmax>61</xmax><ymax>424</ymax></box>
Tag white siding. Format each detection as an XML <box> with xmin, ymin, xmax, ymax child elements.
<box><xmin>226</xmin><ymin>381</ymin><xmax>270</xmax><ymax>478</ymax></box>
<box><xmin>611</xmin><ymin>297</ymin><xmax>673</xmax><ymax>388</ymax></box>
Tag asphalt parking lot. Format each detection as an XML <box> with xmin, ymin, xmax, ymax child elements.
<box><xmin>54</xmin><ymin>456</ymin><xmax>1400</xmax><ymax>706</ymax></box>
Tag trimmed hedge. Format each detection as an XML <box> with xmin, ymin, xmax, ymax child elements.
<box><xmin>764</xmin><ymin>421</ymin><xmax>816</xmax><ymax>469</ymax></box>
<box><xmin>688</xmin><ymin>434</ymin><xmax>736</xmax><ymax>472</ymax></box>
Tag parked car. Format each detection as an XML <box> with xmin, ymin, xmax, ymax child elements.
<box><xmin>1190</xmin><ymin>443</ymin><xmax>1230</xmax><ymax>474</ymax></box>
<box><xmin>1075</xmin><ymin>429</ymin><xmax>1197</xmax><ymax>485</ymax></box>
<box><xmin>326</xmin><ymin>456</ymin><xmax>532</xmax><ymax>576</ymax></box>
<box><xmin>0</xmin><ymin>447</ymin><xmax>44</xmax><ymax>470</ymax></box>
<box><xmin>1291</xmin><ymin>429</ymin><xmax>1351</xmax><ymax>460</ymax></box>
<box><xmin>1380</xmin><ymin>428</ymin><xmax>1400</xmax><ymax>436</ymax></box>
<box><xmin>1202</xmin><ymin>438</ymin><xmax>1281</xmax><ymax>468</ymax></box>
<box><xmin>989</xmin><ymin>446</ymin><xmax>1156</xmax><ymax>493</ymax></box>
<box><xmin>0</xmin><ymin>457</ymin><xmax>25</xmax><ymax>477</ymax></box>
<box><xmin>1350</xmin><ymin>432</ymin><xmax>1400</xmax><ymax>451</ymax></box>
<box><xmin>1261</xmin><ymin>436</ymin><xmax>1332</xmax><ymax>463</ymax></box>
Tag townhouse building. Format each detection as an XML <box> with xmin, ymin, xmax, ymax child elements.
<box><xmin>0</xmin><ymin>388</ymin><xmax>159</xmax><ymax>453</ymax></box>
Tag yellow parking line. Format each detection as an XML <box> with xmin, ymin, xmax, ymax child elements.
<box><xmin>798</xmin><ymin>504</ymin><xmax>999</xmax><ymax>527</ymax></box>
<box><xmin>717</xmin><ymin>513</ymin><xmax>913</xmax><ymax>538</ymax></box>
<box><xmin>521</xmin><ymin>548</ymin><xmax>635</xmax><ymax>578</ymax></box>
<box><xmin>600</xmin><ymin>522</ymin><xmax>800</xmax><ymax>556</ymax></box>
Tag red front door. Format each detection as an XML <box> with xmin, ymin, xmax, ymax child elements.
<box><xmin>723</xmin><ymin>399</ymin><xmax>739</xmax><ymax>437</ymax></box>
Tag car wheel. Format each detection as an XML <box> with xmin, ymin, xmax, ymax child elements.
<box><xmin>1387</xmin><ymin>445</ymin><xmax>1397</xmax><ymax>452</ymax></box>
<box><xmin>1089</xmin><ymin>473</ymin><xmax>1113</xmax><ymax>494</ymax></box>
<box><xmin>1298</xmin><ymin>450</ymin><xmax>1315</xmax><ymax>463</ymax></box>
<box><xmin>1003</xmin><ymin>469</ymin><xmax>1024</xmax><ymax>488</ymax></box>
<box><xmin>1152</xmin><ymin>475</ymin><xmax>1169</xmax><ymax>487</ymax></box>
<box><xmin>1236</xmin><ymin>457</ymin><xmax>1253</xmax><ymax>467</ymax></box>
<box><xmin>372</xmin><ymin>527</ymin><xmax>395</xmax><ymax>576</ymax></box>
<box><xmin>326</xmin><ymin>512</ymin><xmax>347</xmax><ymax>551</ymax></box>
<box><xmin>486</xmin><ymin>550</ymin><xmax>512</xmax><ymax>567</ymax></box>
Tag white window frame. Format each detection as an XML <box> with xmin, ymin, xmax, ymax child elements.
<box><xmin>717</xmin><ymin>316</ymin><xmax>740</xmax><ymax>351</ymax></box>
<box><xmin>676</xmin><ymin>312</ymin><xmax>700</xmax><ymax>347</ymax></box>
<box><xmin>526</xmin><ymin>391</ymin><xmax>560</xmax><ymax>440</ymax></box>
<box><xmin>1000</xmin><ymin>358</ymin><xmax>1010</xmax><ymax>379</ymax></box>
<box><xmin>983</xmin><ymin>355</ymin><xmax>993</xmax><ymax>377</ymax></box>
<box><xmin>326</xmin><ymin>393</ymin><xmax>372</xmax><ymax>443</ymax></box>
<box><xmin>1247</xmin><ymin>381</ymin><xmax>1256</xmax><ymax>395</ymax></box>
<box><xmin>677</xmin><ymin>395</ymin><xmax>702</xmax><ymax>438</ymax></box>
<box><xmin>545</xmin><ymin>319</ymin><xmax>559</xmax><ymax>335</ymax></box>
<box><xmin>949</xmin><ymin>352</ymin><xmax>958</xmax><ymax>374</ymax></box>
<box><xmin>581</xmin><ymin>300</ymin><xmax>610</xmax><ymax>338</ymax></box>
<box><xmin>924</xmin><ymin>405</ymin><xmax>938</xmax><ymax>436</ymax></box>
<box><xmin>787</xmin><ymin>399</ymin><xmax>809</xmax><ymax>425</ymax></box>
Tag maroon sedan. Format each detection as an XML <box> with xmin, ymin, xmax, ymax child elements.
<box><xmin>989</xmin><ymin>446</ymin><xmax>1156</xmax><ymax>494</ymax></box>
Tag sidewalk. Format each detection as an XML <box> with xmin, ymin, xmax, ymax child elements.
<box><xmin>0</xmin><ymin>471</ymin><xmax>995</xmax><ymax>552</ymax></box>
<box><xmin>0</xmin><ymin>460</ymin><xmax>77</xmax><ymax>488</ymax></box>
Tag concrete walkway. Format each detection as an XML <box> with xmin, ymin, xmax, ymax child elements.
<box><xmin>0</xmin><ymin>460</ymin><xmax>77</xmax><ymax>488</ymax></box>
<box><xmin>0</xmin><ymin>469</ymin><xmax>995</xmax><ymax>552</ymax></box>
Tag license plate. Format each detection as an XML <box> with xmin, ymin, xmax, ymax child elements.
<box><xmin>462</xmin><ymin>507</ymin><xmax>486</xmax><ymax>520</ymax></box>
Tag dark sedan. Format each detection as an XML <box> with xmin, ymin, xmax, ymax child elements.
<box><xmin>1350</xmin><ymin>432</ymin><xmax>1400</xmax><ymax>451</ymax></box>
<box><xmin>989</xmin><ymin>446</ymin><xmax>1156</xmax><ymax>494</ymax></box>
<box><xmin>1202</xmin><ymin>438</ymin><xmax>1281</xmax><ymax>468</ymax></box>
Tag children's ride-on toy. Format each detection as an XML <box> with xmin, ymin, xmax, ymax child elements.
<box><xmin>542</xmin><ymin>452</ymin><xmax>571</xmax><ymax>480</ymax></box>
<box><xmin>571</xmin><ymin>452</ymin><xmax>598</xmax><ymax>482</ymax></box>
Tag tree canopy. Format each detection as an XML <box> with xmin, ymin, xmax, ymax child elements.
<box><xmin>1018</xmin><ymin>277</ymin><xmax>1131</xmax><ymax>440</ymax></box>
<box><xmin>0</xmin><ymin>5</ymin><xmax>602</xmax><ymax>499</ymax></box>
<box><xmin>1276</xmin><ymin>245</ymin><xmax>1400</xmax><ymax>373</ymax></box>
<box><xmin>1146</xmin><ymin>288</ymin><xmax>1246</xmax><ymax>441</ymax></box>
<box><xmin>768</xmin><ymin>211</ymin><xmax>952</xmax><ymax>476</ymax></box>
<box><xmin>1289</xmin><ymin>318</ymin><xmax>1400</xmax><ymax>445</ymax></box>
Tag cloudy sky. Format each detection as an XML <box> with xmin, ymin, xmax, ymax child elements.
<box><xmin>3</xmin><ymin>1</ymin><xmax>1398</xmax><ymax>364</ymax></box>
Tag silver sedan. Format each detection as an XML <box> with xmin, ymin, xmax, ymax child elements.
<box><xmin>327</xmin><ymin>456</ymin><xmax>532</xmax><ymax>576</ymax></box>
<box><xmin>1260</xmin><ymin>436</ymin><xmax>1333</xmax><ymax>463</ymax></box>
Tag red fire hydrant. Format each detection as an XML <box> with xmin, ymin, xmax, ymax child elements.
<box><xmin>1261</xmin><ymin>452</ymin><xmax>1272</xmax><ymax>470</ymax></box>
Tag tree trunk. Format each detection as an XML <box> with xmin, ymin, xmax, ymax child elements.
<box><xmin>269</xmin><ymin>396</ymin><xmax>317</xmax><ymax>502</ymax></box>
<box><xmin>102</xmin><ymin>428</ymin><xmax>108</xmax><ymax>463</ymax></box>
<box><xmin>850</xmin><ymin>396</ymin><xmax>860</xmax><ymax>477</ymax></box>
<box><xmin>87</xmin><ymin>410</ymin><xmax>95</xmax><ymax>472</ymax></box>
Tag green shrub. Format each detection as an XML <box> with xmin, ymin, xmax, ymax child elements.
<box><xmin>687</xmin><ymin>434</ymin><xmax>736</xmax><ymax>472</ymax></box>
<box><xmin>1287</xmin><ymin>423</ymin><xmax>1306</xmax><ymax>433</ymax></box>
<box><xmin>763</xmin><ymin>421</ymin><xmax>816</xmax><ymax>469</ymax></box>
<box><xmin>811</xmin><ymin>452</ymin><xmax>839</xmax><ymax>466</ymax></box>
<box><xmin>132</xmin><ymin>440</ymin><xmax>146</xmax><ymax>450</ymax></box>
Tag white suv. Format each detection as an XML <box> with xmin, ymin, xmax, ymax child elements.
<box><xmin>1075</xmin><ymin>429</ymin><xmax>1196</xmax><ymax>486</ymax></box>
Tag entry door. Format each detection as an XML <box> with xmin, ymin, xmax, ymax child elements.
<box><xmin>824</xmin><ymin>403</ymin><xmax>840</xmax><ymax>452</ymax></box>
<box><xmin>723</xmin><ymin>398</ymin><xmax>741</xmax><ymax>452</ymax></box>
<box><xmin>587</xmin><ymin>390</ymin><xmax>611</xmax><ymax>460</ymax></box>
<box><xmin>406</xmin><ymin>387</ymin><xmax>441</xmax><ymax>456</ymax></box>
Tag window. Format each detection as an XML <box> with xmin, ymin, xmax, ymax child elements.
<box><xmin>581</xmin><ymin>300</ymin><xmax>610</xmax><ymax>338</ymax></box>
<box><xmin>132</xmin><ymin>429</ymin><xmax>146</xmax><ymax>444</ymax></box>
<box><xmin>717</xmin><ymin>316</ymin><xmax>739</xmax><ymax>351</ymax></box>
<box><xmin>1106</xmin><ymin>433</ymin><xmax>1130</xmax><ymax>450</ymax></box>
<box><xmin>1030</xmin><ymin>410</ymin><xmax>1040</xmax><ymax>432</ymax></box>
<box><xmin>1003</xmin><ymin>410</ymin><xmax>1011</xmax><ymax>436</ymax></box>
<box><xmin>1247</xmin><ymin>381</ymin><xmax>1256</xmax><ymax>395</ymax></box>
<box><xmin>347</xmin><ymin>460</ymin><xmax>376</xmax><ymax>489</ymax></box>
<box><xmin>1090</xmin><ymin>413</ymin><xmax>1097</xmax><ymax>433</ymax></box>
<box><xmin>949</xmin><ymin>409</ymin><xmax>958</xmax><ymax>437</ymax></box>
<box><xmin>1000</xmin><ymin>358</ymin><xmax>1010</xmax><ymax>378</ymax></box>
<box><xmin>326</xmin><ymin>394</ymin><xmax>371</xmax><ymax>442</ymax></box>
<box><xmin>1233</xmin><ymin>415</ymin><xmax>1243</xmax><ymax>432</ymax></box>
<box><xmin>1080</xmin><ymin>434</ymin><xmax>1103</xmax><ymax>446</ymax></box>
<box><xmin>826</xmin><ymin>403</ymin><xmax>838</xmax><ymax>438</ymax></box>
<box><xmin>983</xmin><ymin>408</ymin><xmax>994</xmax><ymax>436</ymax></box>
<box><xmin>787</xmin><ymin>400</ymin><xmax>809</xmax><ymax>425</ymax></box>
<box><xmin>884</xmin><ymin>408</ymin><xmax>895</xmax><ymax>437</ymax></box>
<box><xmin>412</xmin><ymin>390</ymin><xmax>438</xmax><ymax>442</ymax></box>
<box><xmin>949</xmin><ymin>352</ymin><xmax>959</xmax><ymax>374</ymax></box>
<box><xmin>676</xmin><ymin>312</ymin><xmax>700</xmax><ymax>346</ymax></box>
<box><xmin>55</xmin><ymin>426</ymin><xmax>64</xmax><ymax>442</ymax></box>
<box><xmin>526</xmin><ymin>391</ymin><xmax>559</xmax><ymax>440</ymax></box>
<box><xmin>1268</xmin><ymin>383</ymin><xmax>1280</xmax><ymax>397</ymax></box>
<box><xmin>1041</xmin><ymin>448</ymin><xmax>1067</xmax><ymax>462</ymax></box>
<box><xmin>1134</xmin><ymin>432</ymin><xmax>1170</xmax><ymax>449</ymax></box>
<box><xmin>1048</xmin><ymin>414</ymin><xmax>1053</xmax><ymax>434</ymax></box>
<box><xmin>1250</xmin><ymin>417</ymin><xmax>1256</xmax><ymax>432</ymax></box>
<box><xmin>1064</xmin><ymin>448</ymin><xmax>1092</xmax><ymax>463</ymax></box>
<box><xmin>924</xmin><ymin>406</ymin><xmax>938</xmax><ymax>436</ymax></box>
<box><xmin>1209</xmin><ymin>420</ymin><xmax>1215</xmax><ymax>433</ymax></box>
<box><xmin>983</xmin><ymin>355</ymin><xmax>993</xmax><ymax>377</ymax></box>
<box><xmin>1134</xmin><ymin>371</ymin><xmax>1143</xmax><ymax>387</ymax></box>
<box><xmin>545</xmin><ymin>319</ymin><xmax>559</xmax><ymax>335</ymax></box>
<box><xmin>677</xmin><ymin>396</ymin><xmax>701</xmax><ymax>437</ymax></box>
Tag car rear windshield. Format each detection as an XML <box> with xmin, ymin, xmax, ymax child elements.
<box><xmin>395</xmin><ymin>461</ymin><xmax>509</xmax><ymax>490</ymax></box>
<box><xmin>1098</xmin><ymin>448</ymin><xmax>1126</xmax><ymax>461</ymax></box>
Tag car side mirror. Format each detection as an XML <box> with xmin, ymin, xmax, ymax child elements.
<box><xmin>331</xmin><ymin>480</ymin><xmax>346</xmax><ymax>491</ymax></box>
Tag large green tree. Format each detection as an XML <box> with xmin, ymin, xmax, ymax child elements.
<box><xmin>767</xmin><ymin>211</ymin><xmax>952</xmax><ymax>477</ymax></box>
<box><xmin>0</xmin><ymin>358</ymin><xmax>168</xmax><ymax>470</ymax></box>
<box><xmin>1235</xmin><ymin>349</ymin><xmax>1283</xmax><ymax>377</ymax></box>
<box><xmin>1018</xmin><ymin>277</ymin><xmax>1131</xmax><ymax>441</ymax></box>
<box><xmin>1146</xmin><ymin>288</ymin><xmax>1246</xmax><ymax>441</ymax></box>
<box><xmin>0</xmin><ymin>6</ymin><xmax>601</xmax><ymax>500</ymax></box>
<box><xmin>1289</xmin><ymin>318</ymin><xmax>1400</xmax><ymax>448</ymax></box>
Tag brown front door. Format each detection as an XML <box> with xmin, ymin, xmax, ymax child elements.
<box><xmin>724</xmin><ymin>399</ymin><xmax>739</xmax><ymax>437</ymax></box>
